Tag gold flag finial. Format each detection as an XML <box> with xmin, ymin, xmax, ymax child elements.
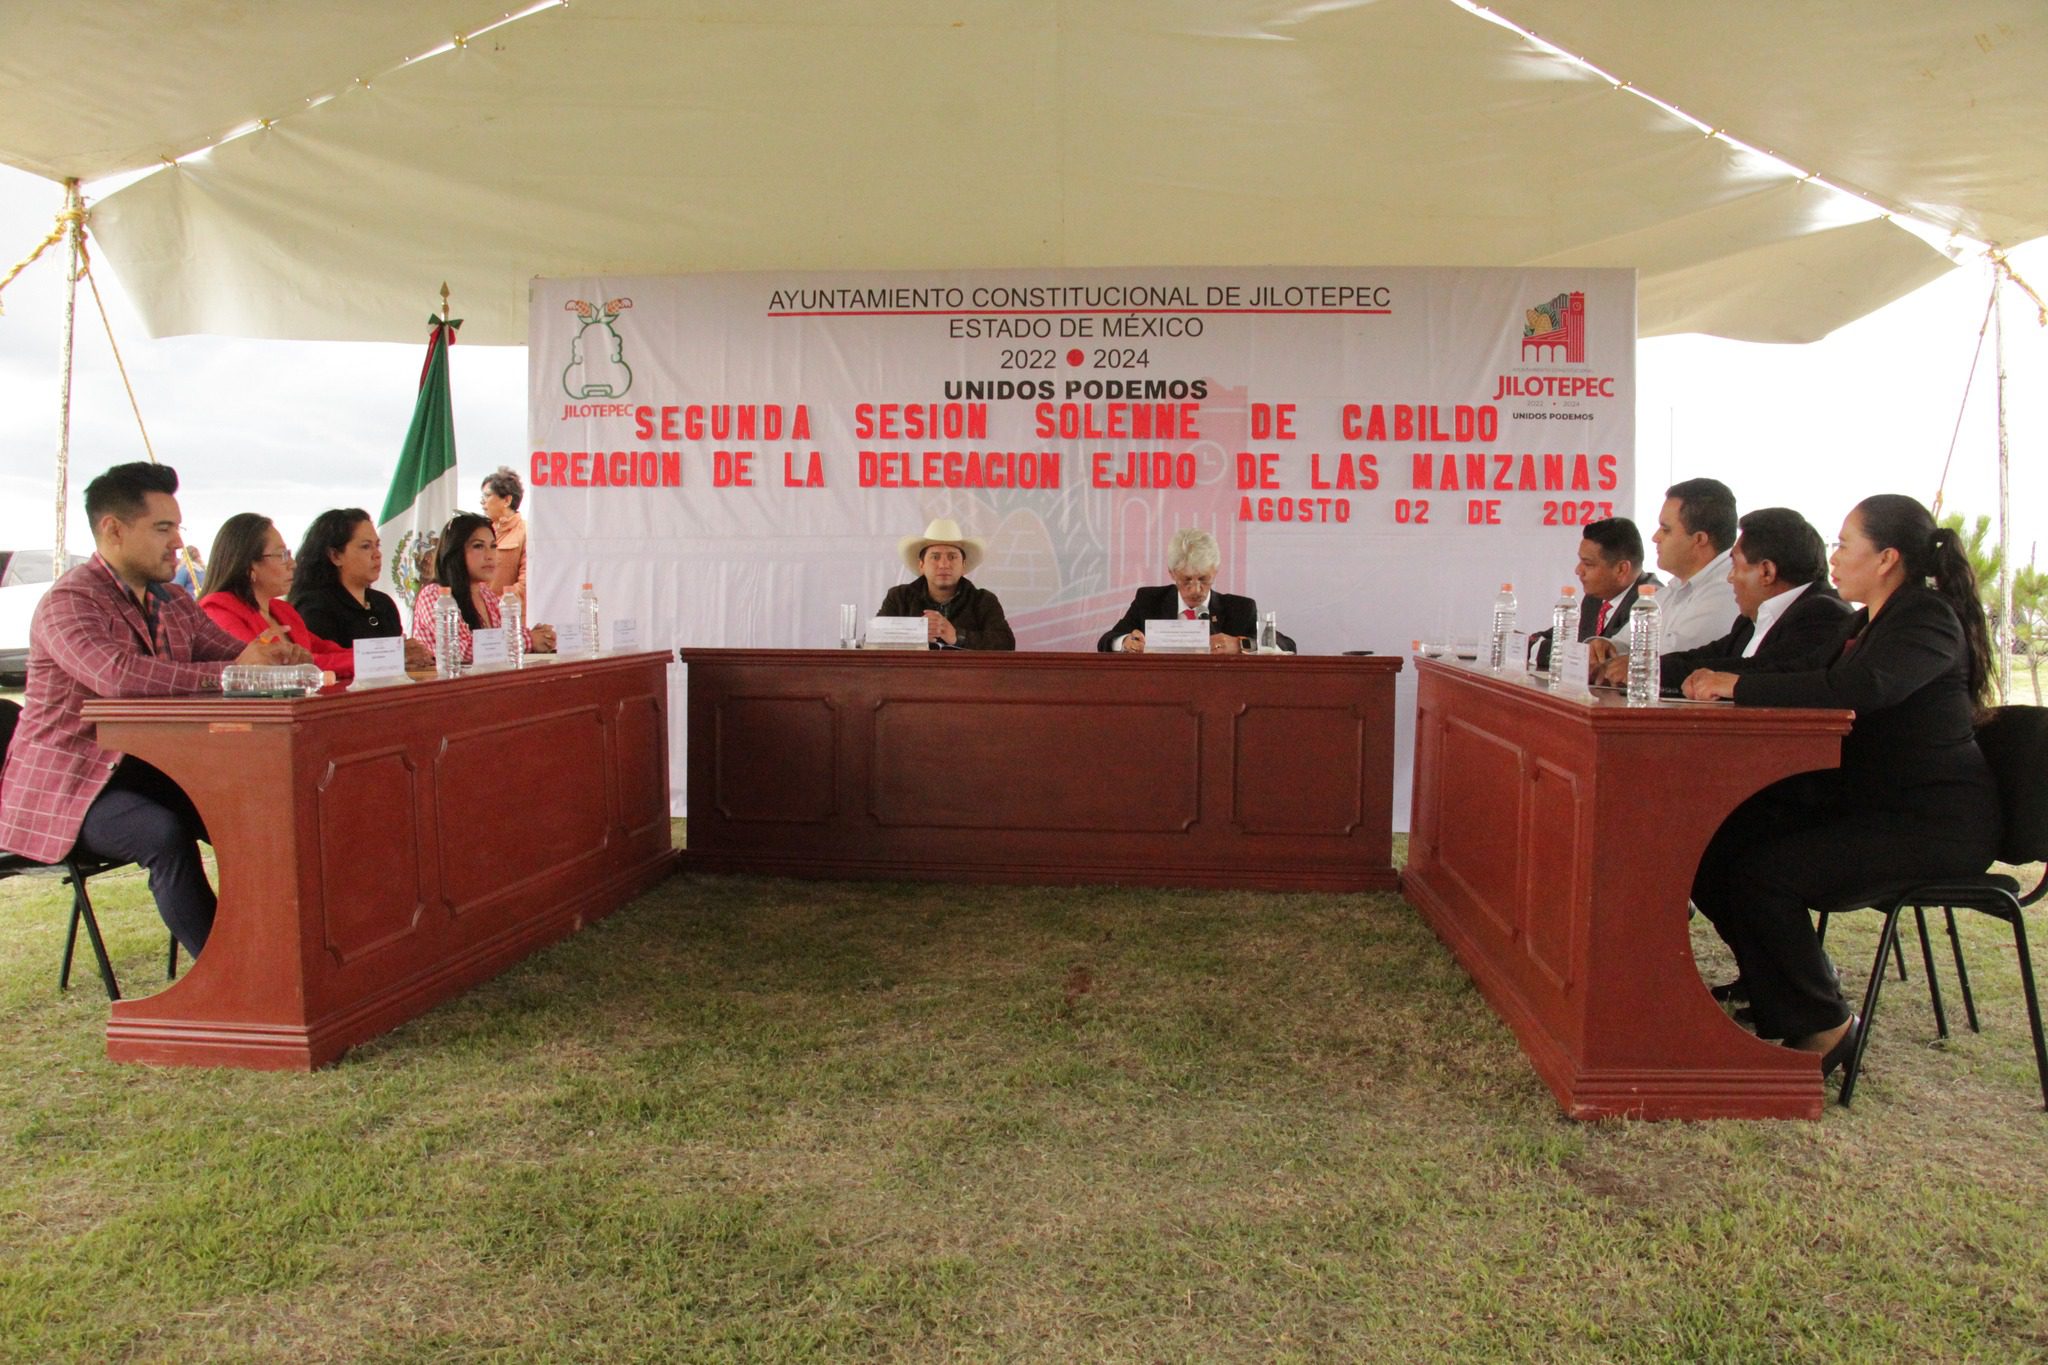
<box><xmin>439</xmin><ymin>281</ymin><xmax>451</xmax><ymax>320</ymax></box>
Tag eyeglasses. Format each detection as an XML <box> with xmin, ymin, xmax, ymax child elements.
<box><xmin>256</xmin><ymin>550</ymin><xmax>295</xmax><ymax>562</ymax></box>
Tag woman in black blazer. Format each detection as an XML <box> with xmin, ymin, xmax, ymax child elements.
<box><xmin>1680</xmin><ymin>494</ymin><xmax>2001</xmax><ymax>1073</ymax></box>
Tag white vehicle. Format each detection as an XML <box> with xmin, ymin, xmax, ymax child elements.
<box><xmin>0</xmin><ymin>551</ymin><xmax>86</xmax><ymax>686</ymax></box>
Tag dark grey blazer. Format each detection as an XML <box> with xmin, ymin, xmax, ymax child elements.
<box><xmin>1097</xmin><ymin>586</ymin><xmax>1260</xmax><ymax>652</ymax></box>
<box><xmin>1530</xmin><ymin>573</ymin><xmax>1659</xmax><ymax>670</ymax></box>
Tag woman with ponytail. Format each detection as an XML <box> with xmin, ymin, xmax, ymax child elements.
<box><xmin>1681</xmin><ymin>494</ymin><xmax>2002</xmax><ymax>1075</ymax></box>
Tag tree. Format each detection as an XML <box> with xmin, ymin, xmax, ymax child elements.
<box><xmin>1940</xmin><ymin>513</ymin><xmax>2013</xmax><ymax>698</ymax></box>
<box><xmin>2011</xmin><ymin>560</ymin><xmax>2047</xmax><ymax>703</ymax></box>
<box><xmin>1939</xmin><ymin>513</ymin><xmax>2006</xmax><ymax>616</ymax></box>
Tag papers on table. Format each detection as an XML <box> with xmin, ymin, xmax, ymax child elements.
<box><xmin>1144</xmin><ymin>618</ymin><xmax>1210</xmax><ymax>654</ymax></box>
<box><xmin>864</xmin><ymin>616</ymin><xmax>929</xmax><ymax>650</ymax></box>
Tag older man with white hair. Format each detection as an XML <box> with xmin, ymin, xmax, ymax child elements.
<box><xmin>1097</xmin><ymin>528</ymin><xmax>1289</xmax><ymax>654</ymax></box>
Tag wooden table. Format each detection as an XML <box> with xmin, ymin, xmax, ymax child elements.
<box><xmin>679</xmin><ymin>648</ymin><xmax>1402</xmax><ymax>891</ymax></box>
<box><xmin>84</xmin><ymin>651</ymin><xmax>677</xmax><ymax>1070</ymax></box>
<box><xmin>1403</xmin><ymin>658</ymin><xmax>1854</xmax><ymax>1120</ymax></box>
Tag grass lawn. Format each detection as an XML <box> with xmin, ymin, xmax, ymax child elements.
<box><xmin>1</xmin><ymin>830</ymin><xmax>2045</xmax><ymax>1362</ymax></box>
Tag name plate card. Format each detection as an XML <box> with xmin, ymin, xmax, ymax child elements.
<box><xmin>609</xmin><ymin>618</ymin><xmax>640</xmax><ymax>652</ymax></box>
<box><xmin>553</xmin><ymin>621</ymin><xmax>588</xmax><ymax>656</ymax></box>
<box><xmin>470</xmin><ymin>631</ymin><xmax>510</xmax><ymax>669</ymax></box>
<box><xmin>1556</xmin><ymin>636</ymin><xmax>1592</xmax><ymax>696</ymax></box>
<box><xmin>350</xmin><ymin>636</ymin><xmax>408</xmax><ymax>689</ymax></box>
<box><xmin>865</xmin><ymin>617</ymin><xmax>930</xmax><ymax>650</ymax></box>
<box><xmin>1501</xmin><ymin>631</ymin><xmax>1530</xmax><ymax>675</ymax></box>
<box><xmin>1145</xmin><ymin>618</ymin><xmax>1210</xmax><ymax>654</ymax></box>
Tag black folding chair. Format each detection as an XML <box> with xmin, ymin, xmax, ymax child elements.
<box><xmin>0</xmin><ymin>699</ymin><xmax>164</xmax><ymax>1000</ymax></box>
<box><xmin>1815</xmin><ymin>705</ymin><xmax>2048</xmax><ymax>1109</ymax></box>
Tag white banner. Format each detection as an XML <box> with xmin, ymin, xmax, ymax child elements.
<box><xmin>526</xmin><ymin>267</ymin><xmax>1636</xmax><ymax>819</ymax></box>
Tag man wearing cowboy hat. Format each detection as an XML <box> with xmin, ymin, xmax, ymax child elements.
<box><xmin>877</xmin><ymin>517</ymin><xmax>1016</xmax><ymax>650</ymax></box>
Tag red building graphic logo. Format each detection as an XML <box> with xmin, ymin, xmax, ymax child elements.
<box><xmin>1520</xmin><ymin>291</ymin><xmax>1586</xmax><ymax>364</ymax></box>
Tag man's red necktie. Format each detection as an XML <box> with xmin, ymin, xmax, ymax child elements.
<box><xmin>1594</xmin><ymin>599</ymin><xmax>1612</xmax><ymax>635</ymax></box>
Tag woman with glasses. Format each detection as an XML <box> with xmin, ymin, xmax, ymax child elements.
<box><xmin>287</xmin><ymin>508</ymin><xmax>434</xmax><ymax>671</ymax></box>
<box><xmin>198</xmin><ymin>512</ymin><xmax>355</xmax><ymax>680</ymax></box>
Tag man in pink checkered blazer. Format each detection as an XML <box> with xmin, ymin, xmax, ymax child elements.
<box><xmin>0</xmin><ymin>463</ymin><xmax>306</xmax><ymax>957</ymax></box>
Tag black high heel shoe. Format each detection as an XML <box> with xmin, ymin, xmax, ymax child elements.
<box><xmin>1709</xmin><ymin>978</ymin><xmax>1748</xmax><ymax>1004</ymax></box>
<box><xmin>1819</xmin><ymin>1015</ymin><xmax>1862</xmax><ymax>1078</ymax></box>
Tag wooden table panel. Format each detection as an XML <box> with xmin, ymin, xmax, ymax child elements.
<box><xmin>84</xmin><ymin>652</ymin><xmax>678</xmax><ymax>1070</ymax></box>
<box><xmin>680</xmin><ymin>649</ymin><xmax>1402</xmax><ymax>891</ymax></box>
<box><xmin>1404</xmin><ymin>658</ymin><xmax>1854</xmax><ymax>1120</ymax></box>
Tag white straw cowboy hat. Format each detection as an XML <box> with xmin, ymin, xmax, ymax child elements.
<box><xmin>898</xmin><ymin>517</ymin><xmax>985</xmax><ymax>575</ymax></box>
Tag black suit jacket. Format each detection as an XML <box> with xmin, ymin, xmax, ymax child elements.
<box><xmin>878</xmin><ymin>576</ymin><xmax>1015</xmax><ymax>650</ymax></box>
<box><xmin>1735</xmin><ymin>583</ymin><xmax>1998</xmax><ymax>826</ymax></box>
<box><xmin>1097</xmin><ymin>586</ymin><xmax>1282</xmax><ymax>652</ymax></box>
<box><xmin>1658</xmin><ymin>584</ymin><xmax>1854</xmax><ymax>689</ymax></box>
<box><xmin>1530</xmin><ymin>573</ymin><xmax>1659</xmax><ymax>669</ymax></box>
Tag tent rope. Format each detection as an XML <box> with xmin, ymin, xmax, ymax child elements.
<box><xmin>1988</xmin><ymin>249</ymin><xmax>2047</xmax><ymax>328</ymax></box>
<box><xmin>25</xmin><ymin>187</ymin><xmax>195</xmax><ymax>581</ymax></box>
<box><xmin>75</xmin><ymin>233</ymin><xmax>162</xmax><ymax>466</ymax></box>
<box><xmin>0</xmin><ymin>203</ymin><xmax>83</xmax><ymax>314</ymax></box>
<box><xmin>1930</xmin><ymin>274</ymin><xmax>1998</xmax><ymax>519</ymax></box>
<box><xmin>73</xmin><ymin>227</ymin><xmax>199</xmax><ymax>579</ymax></box>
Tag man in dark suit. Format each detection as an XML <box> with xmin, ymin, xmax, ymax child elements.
<box><xmin>1530</xmin><ymin>516</ymin><xmax>1652</xmax><ymax>670</ymax></box>
<box><xmin>1658</xmin><ymin>507</ymin><xmax>1853</xmax><ymax>689</ymax></box>
<box><xmin>1097</xmin><ymin>528</ymin><xmax>1287</xmax><ymax>653</ymax></box>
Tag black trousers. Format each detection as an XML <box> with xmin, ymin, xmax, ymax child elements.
<box><xmin>74</xmin><ymin>758</ymin><xmax>215</xmax><ymax>957</ymax></box>
<box><xmin>1692</xmin><ymin>775</ymin><xmax>1997</xmax><ymax>1041</ymax></box>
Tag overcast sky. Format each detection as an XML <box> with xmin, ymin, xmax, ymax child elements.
<box><xmin>2</xmin><ymin>162</ymin><xmax>2042</xmax><ymax>581</ymax></box>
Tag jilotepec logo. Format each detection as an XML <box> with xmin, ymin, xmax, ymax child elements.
<box><xmin>1493</xmin><ymin>290</ymin><xmax>1612</xmax><ymax>401</ymax></box>
<box><xmin>1520</xmin><ymin>291</ymin><xmax>1586</xmax><ymax>364</ymax></box>
<box><xmin>562</xmin><ymin>297</ymin><xmax>634</xmax><ymax>398</ymax></box>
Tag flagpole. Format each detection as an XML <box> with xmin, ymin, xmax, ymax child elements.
<box><xmin>1994</xmin><ymin>270</ymin><xmax>2013</xmax><ymax>699</ymax></box>
<box><xmin>378</xmin><ymin>299</ymin><xmax>464</xmax><ymax>613</ymax></box>
<box><xmin>53</xmin><ymin>179</ymin><xmax>83</xmax><ymax>578</ymax></box>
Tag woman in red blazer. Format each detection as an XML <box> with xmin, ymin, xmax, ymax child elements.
<box><xmin>198</xmin><ymin>513</ymin><xmax>354</xmax><ymax>681</ymax></box>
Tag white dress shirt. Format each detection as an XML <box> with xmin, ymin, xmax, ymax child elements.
<box><xmin>1651</xmin><ymin>546</ymin><xmax>1738</xmax><ymax>654</ymax></box>
<box><xmin>1743</xmin><ymin>580</ymin><xmax>1813</xmax><ymax>658</ymax></box>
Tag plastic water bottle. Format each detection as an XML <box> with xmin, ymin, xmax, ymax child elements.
<box><xmin>577</xmin><ymin>582</ymin><xmax>602</xmax><ymax>656</ymax></box>
<box><xmin>1259</xmin><ymin>610</ymin><xmax>1279</xmax><ymax>653</ymax></box>
<box><xmin>1487</xmin><ymin>583</ymin><xmax>1517</xmax><ymax>670</ymax></box>
<box><xmin>502</xmin><ymin>591</ymin><xmax>525</xmax><ymax>669</ymax></box>
<box><xmin>433</xmin><ymin>592</ymin><xmax>462</xmax><ymax>678</ymax></box>
<box><xmin>1548</xmin><ymin>585</ymin><xmax>1578</xmax><ymax>685</ymax></box>
<box><xmin>1626</xmin><ymin>584</ymin><xmax>1662</xmax><ymax>705</ymax></box>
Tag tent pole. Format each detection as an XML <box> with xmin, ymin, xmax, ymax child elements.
<box><xmin>1993</xmin><ymin>268</ymin><xmax>2013</xmax><ymax>699</ymax></box>
<box><xmin>53</xmin><ymin>178</ymin><xmax>84</xmax><ymax>577</ymax></box>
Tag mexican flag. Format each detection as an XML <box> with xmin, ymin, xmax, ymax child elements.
<box><xmin>377</xmin><ymin>315</ymin><xmax>462</xmax><ymax>617</ymax></box>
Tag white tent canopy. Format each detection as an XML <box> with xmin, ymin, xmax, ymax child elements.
<box><xmin>1</xmin><ymin>0</ymin><xmax>2043</xmax><ymax>345</ymax></box>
